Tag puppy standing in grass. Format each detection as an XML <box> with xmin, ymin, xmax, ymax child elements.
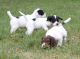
<box><xmin>19</xmin><ymin>11</ymin><xmax>63</xmax><ymax>35</ymax></box>
<box><xmin>41</xmin><ymin>16</ymin><xmax>71</xmax><ymax>48</ymax></box>
<box><xmin>7</xmin><ymin>8</ymin><xmax>46</xmax><ymax>35</ymax></box>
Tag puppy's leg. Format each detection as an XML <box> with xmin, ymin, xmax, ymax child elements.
<box><xmin>63</xmin><ymin>36</ymin><xmax>67</xmax><ymax>43</ymax></box>
<box><xmin>25</xmin><ymin>26</ymin><xmax>34</xmax><ymax>35</ymax></box>
<box><xmin>57</xmin><ymin>38</ymin><xmax>63</xmax><ymax>47</ymax></box>
<box><xmin>10</xmin><ymin>26</ymin><xmax>18</xmax><ymax>33</ymax></box>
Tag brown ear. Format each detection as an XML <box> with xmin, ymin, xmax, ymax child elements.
<box><xmin>49</xmin><ymin>37</ymin><xmax>57</xmax><ymax>47</ymax></box>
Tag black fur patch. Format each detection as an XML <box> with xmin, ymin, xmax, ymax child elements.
<box><xmin>37</xmin><ymin>10</ymin><xmax>44</xmax><ymax>15</ymax></box>
<box><xmin>56</xmin><ymin>16</ymin><xmax>63</xmax><ymax>21</ymax></box>
<box><xmin>32</xmin><ymin>18</ymin><xmax>36</xmax><ymax>21</ymax></box>
<box><xmin>47</xmin><ymin>16</ymin><xmax>63</xmax><ymax>23</ymax></box>
<box><xmin>47</xmin><ymin>16</ymin><xmax>57</xmax><ymax>23</ymax></box>
<box><xmin>16</xmin><ymin>16</ymin><xmax>19</xmax><ymax>18</ymax></box>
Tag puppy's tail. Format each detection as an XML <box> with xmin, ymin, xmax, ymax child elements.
<box><xmin>62</xmin><ymin>17</ymin><xmax>71</xmax><ymax>24</ymax></box>
<box><xmin>19</xmin><ymin>11</ymin><xmax>28</xmax><ymax>20</ymax></box>
<box><xmin>7</xmin><ymin>11</ymin><xmax>15</xmax><ymax>19</ymax></box>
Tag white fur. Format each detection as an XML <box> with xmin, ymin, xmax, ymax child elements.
<box><xmin>7</xmin><ymin>8</ymin><xmax>46</xmax><ymax>34</ymax></box>
<box><xmin>23</xmin><ymin>17</ymin><xmax>51</xmax><ymax>35</ymax></box>
<box><xmin>41</xmin><ymin>43</ymin><xmax>46</xmax><ymax>48</ymax></box>
<box><xmin>34</xmin><ymin>18</ymin><xmax>52</xmax><ymax>30</ymax></box>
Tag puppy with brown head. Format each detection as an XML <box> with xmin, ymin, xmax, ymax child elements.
<box><xmin>41</xmin><ymin>35</ymin><xmax>58</xmax><ymax>48</ymax></box>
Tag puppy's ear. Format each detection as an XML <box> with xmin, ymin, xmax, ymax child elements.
<box><xmin>56</xmin><ymin>16</ymin><xmax>63</xmax><ymax>22</ymax></box>
<box><xmin>57</xmin><ymin>16</ymin><xmax>63</xmax><ymax>20</ymax></box>
<box><xmin>47</xmin><ymin>16</ymin><xmax>56</xmax><ymax>23</ymax></box>
<box><xmin>47</xmin><ymin>16</ymin><xmax>51</xmax><ymax>21</ymax></box>
<box><xmin>47</xmin><ymin>16</ymin><xmax>54</xmax><ymax>21</ymax></box>
<box><xmin>37</xmin><ymin>10</ymin><xmax>44</xmax><ymax>15</ymax></box>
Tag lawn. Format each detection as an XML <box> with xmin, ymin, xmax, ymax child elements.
<box><xmin>0</xmin><ymin>0</ymin><xmax>80</xmax><ymax>59</ymax></box>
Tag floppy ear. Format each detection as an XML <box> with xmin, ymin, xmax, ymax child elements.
<box><xmin>56</xmin><ymin>16</ymin><xmax>63</xmax><ymax>22</ymax></box>
<box><xmin>47</xmin><ymin>16</ymin><xmax>53</xmax><ymax>21</ymax></box>
<box><xmin>57</xmin><ymin>16</ymin><xmax>63</xmax><ymax>20</ymax></box>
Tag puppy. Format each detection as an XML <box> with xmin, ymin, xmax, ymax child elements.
<box><xmin>41</xmin><ymin>17</ymin><xmax>71</xmax><ymax>48</ymax></box>
<box><xmin>7</xmin><ymin>8</ymin><xmax>46</xmax><ymax>34</ymax></box>
<box><xmin>19</xmin><ymin>11</ymin><xmax>63</xmax><ymax>35</ymax></box>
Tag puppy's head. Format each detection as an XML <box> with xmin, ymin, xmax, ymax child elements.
<box><xmin>47</xmin><ymin>15</ymin><xmax>63</xmax><ymax>26</ymax></box>
<box><xmin>41</xmin><ymin>35</ymin><xmax>58</xmax><ymax>48</ymax></box>
<box><xmin>33</xmin><ymin>8</ymin><xmax>46</xmax><ymax>18</ymax></box>
<box><xmin>37</xmin><ymin>9</ymin><xmax>44</xmax><ymax>16</ymax></box>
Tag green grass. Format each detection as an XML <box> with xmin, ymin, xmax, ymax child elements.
<box><xmin>0</xmin><ymin>0</ymin><xmax>80</xmax><ymax>59</ymax></box>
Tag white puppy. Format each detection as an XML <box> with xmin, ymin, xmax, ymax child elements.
<box><xmin>19</xmin><ymin>12</ymin><xmax>64</xmax><ymax>35</ymax></box>
<box><xmin>7</xmin><ymin>8</ymin><xmax>46</xmax><ymax>34</ymax></box>
<box><xmin>41</xmin><ymin>17</ymin><xmax>71</xmax><ymax>48</ymax></box>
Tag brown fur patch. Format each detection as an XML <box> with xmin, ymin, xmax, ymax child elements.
<box><xmin>41</xmin><ymin>35</ymin><xmax>58</xmax><ymax>48</ymax></box>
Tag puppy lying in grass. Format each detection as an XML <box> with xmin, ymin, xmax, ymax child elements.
<box><xmin>7</xmin><ymin>8</ymin><xmax>46</xmax><ymax>34</ymax></box>
<box><xmin>41</xmin><ymin>16</ymin><xmax>71</xmax><ymax>48</ymax></box>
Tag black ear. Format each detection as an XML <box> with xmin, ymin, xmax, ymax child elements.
<box><xmin>56</xmin><ymin>16</ymin><xmax>63</xmax><ymax>22</ymax></box>
<box><xmin>47</xmin><ymin>16</ymin><xmax>56</xmax><ymax>23</ymax></box>
<box><xmin>37</xmin><ymin>10</ymin><xmax>44</xmax><ymax>15</ymax></box>
<box><xmin>57</xmin><ymin>16</ymin><xmax>63</xmax><ymax>20</ymax></box>
<box><xmin>47</xmin><ymin>16</ymin><xmax>52</xmax><ymax>21</ymax></box>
